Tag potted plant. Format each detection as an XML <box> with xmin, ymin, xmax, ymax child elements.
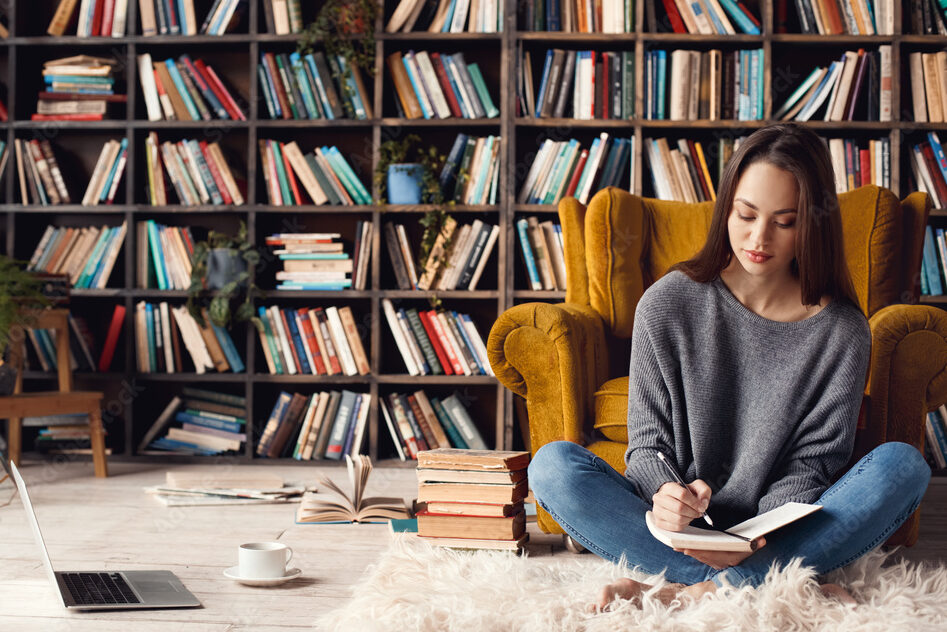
<box><xmin>186</xmin><ymin>221</ymin><xmax>262</xmax><ymax>329</ymax></box>
<box><xmin>297</xmin><ymin>0</ymin><xmax>378</xmax><ymax>82</ymax></box>
<box><xmin>0</xmin><ymin>255</ymin><xmax>51</xmax><ymax>395</ymax></box>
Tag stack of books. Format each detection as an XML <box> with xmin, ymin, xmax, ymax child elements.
<box><xmin>384</xmin><ymin>219</ymin><xmax>499</xmax><ymax>291</ymax></box>
<box><xmin>387</xmin><ymin>50</ymin><xmax>498</xmax><ymax>120</ymax></box>
<box><xmin>257</xmin><ymin>390</ymin><xmax>372</xmax><ymax>460</ymax></box>
<box><xmin>139</xmin><ymin>388</ymin><xmax>247</xmax><ymax>456</ymax></box>
<box><xmin>522</xmin><ymin>0</ymin><xmax>634</xmax><ymax>32</ymax></box>
<box><xmin>381</xmin><ymin>299</ymin><xmax>493</xmax><ymax>377</ymax></box>
<box><xmin>516</xmin><ymin>217</ymin><xmax>566</xmax><ymax>291</ymax></box>
<box><xmin>259</xmin><ymin>140</ymin><xmax>371</xmax><ymax>206</ymax></box>
<box><xmin>255</xmin><ymin>305</ymin><xmax>370</xmax><ymax>376</ymax></box>
<box><xmin>259</xmin><ymin>51</ymin><xmax>372</xmax><ymax>120</ymax></box>
<box><xmin>775</xmin><ymin>47</ymin><xmax>891</xmax><ymax>123</ymax></box>
<box><xmin>145</xmin><ymin>132</ymin><xmax>245</xmax><ymax>206</ymax></box>
<box><xmin>521</xmin><ymin>48</ymin><xmax>634</xmax><ymax>119</ymax></box>
<box><xmin>136</xmin><ymin>220</ymin><xmax>194</xmax><ymax>290</ymax></box>
<box><xmin>415</xmin><ymin>449</ymin><xmax>530</xmax><ymax>550</ymax></box>
<box><xmin>145</xmin><ymin>471</ymin><xmax>307</xmax><ymax>506</ymax></box>
<box><xmin>656</xmin><ymin>0</ymin><xmax>761</xmax><ymax>34</ymax></box>
<box><xmin>261</xmin><ymin>0</ymin><xmax>305</xmax><ymax>34</ymax></box>
<box><xmin>519</xmin><ymin>133</ymin><xmax>633</xmax><ymax>205</ymax></box>
<box><xmin>644</xmin><ymin>136</ymin><xmax>716</xmax><ymax>203</ymax></box>
<box><xmin>47</xmin><ymin>0</ymin><xmax>130</xmax><ymax>37</ymax></box>
<box><xmin>32</xmin><ymin>415</ymin><xmax>107</xmax><ymax>456</ymax></box>
<box><xmin>266</xmin><ymin>231</ymin><xmax>361</xmax><ymax>290</ymax></box>
<box><xmin>827</xmin><ymin>137</ymin><xmax>890</xmax><ymax>193</ymax></box>
<box><xmin>35</xmin><ymin>55</ymin><xmax>122</xmax><ymax>121</ymax></box>
<box><xmin>386</xmin><ymin>0</ymin><xmax>503</xmax><ymax>33</ymax></box>
<box><xmin>81</xmin><ymin>139</ymin><xmax>129</xmax><ymax>205</ymax></box>
<box><xmin>135</xmin><ymin>302</ymin><xmax>245</xmax><ymax>374</ymax></box>
<box><xmin>137</xmin><ymin>0</ymin><xmax>247</xmax><ymax>35</ymax></box>
<box><xmin>380</xmin><ymin>390</ymin><xmax>487</xmax><ymax>461</ymax></box>
<box><xmin>924</xmin><ymin>405</ymin><xmax>947</xmax><ymax>469</ymax></box>
<box><xmin>139</xmin><ymin>53</ymin><xmax>246</xmax><ymax>122</ymax></box>
<box><xmin>908</xmin><ymin>132</ymin><xmax>947</xmax><ymax>211</ymax></box>
<box><xmin>27</xmin><ymin>222</ymin><xmax>127</xmax><ymax>289</ymax></box>
<box><xmin>790</xmin><ymin>0</ymin><xmax>895</xmax><ymax>34</ymax></box>
<box><xmin>908</xmin><ymin>51</ymin><xmax>947</xmax><ymax>123</ymax></box>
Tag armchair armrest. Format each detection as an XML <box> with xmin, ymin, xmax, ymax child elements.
<box><xmin>487</xmin><ymin>302</ymin><xmax>610</xmax><ymax>450</ymax></box>
<box><xmin>867</xmin><ymin>304</ymin><xmax>947</xmax><ymax>449</ymax></box>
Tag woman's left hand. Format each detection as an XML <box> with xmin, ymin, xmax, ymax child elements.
<box><xmin>674</xmin><ymin>537</ymin><xmax>766</xmax><ymax>570</ymax></box>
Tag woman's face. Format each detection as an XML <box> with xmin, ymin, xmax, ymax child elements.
<box><xmin>727</xmin><ymin>161</ymin><xmax>800</xmax><ymax>279</ymax></box>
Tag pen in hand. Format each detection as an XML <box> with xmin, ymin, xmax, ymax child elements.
<box><xmin>656</xmin><ymin>452</ymin><xmax>715</xmax><ymax>528</ymax></box>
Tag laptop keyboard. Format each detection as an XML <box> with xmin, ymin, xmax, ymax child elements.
<box><xmin>61</xmin><ymin>572</ymin><xmax>141</xmax><ymax>605</ymax></box>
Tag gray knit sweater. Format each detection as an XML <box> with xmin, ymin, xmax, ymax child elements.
<box><xmin>623</xmin><ymin>270</ymin><xmax>871</xmax><ymax>529</ymax></box>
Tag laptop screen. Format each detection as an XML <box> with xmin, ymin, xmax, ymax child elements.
<box><xmin>9</xmin><ymin>462</ymin><xmax>65</xmax><ymax>604</ymax></box>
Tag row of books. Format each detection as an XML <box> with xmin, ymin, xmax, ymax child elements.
<box><xmin>24</xmin><ymin>307</ymin><xmax>125</xmax><ymax>373</ymax></box>
<box><xmin>140</xmin><ymin>388</ymin><xmax>248</xmax><ymax>456</ymax></box>
<box><xmin>518</xmin><ymin>133</ymin><xmax>634</xmax><ymax>205</ymax></box>
<box><xmin>644</xmin><ymin>136</ymin><xmax>715</xmax><ymax>203</ymax></box>
<box><xmin>381</xmin><ymin>298</ymin><xmax>493</xmax><ymax>377</ymax></box>
<box><xmin>924</xmin><ymin>405</ymin><xmax>947</xmax><ymax>469</ymax></box>
<box><xmin>138</xmin><ymin>220</ymin><xmax>194</xmax><ymax>290</ymax></box>
<box><xmin>383</xmin><ymin>394</ymin><xmax>488</xmax><ymax>462</ymax></box>
<box><xmin>791</xmin><ymin>0</ymin><xmax>896</xmax><ymax>34</ymax></box>
<box><xmin>261</xmin><ymin>0</ymin><xmax>304</xmax><ymax>34</ymax></box>
<box><xmin>13</xmin><ymin>139</ymin><xmax>77</xmax><ymax>206</ymax></box>
<box><xmin>645</xmin><ymin>48</ymin><xmax>764</xmax><ymax>121</ymax></box>
<box><xmin>140</xmin><ymin>0</ymin><xmax>245</xmax><ymax>36</ymax></box>
<box><xmin>776</xmin><ymin>47</ymin><xmax>890</xmax><ymax>123</ymax></box>
<box><xmin>139</xmin><ymin>53</ymin><xmax>246</xmax><ymax>122</ymax></box>
<box><xmin>82</xmin><ymin>139</ymin><xmax>129</xmax><ymax>206</ymax></box>
<box><xmin>47</xmin><ymin>0</ymin><xmax>129</xmax><ymax>37</ymax></box>
<box><xmin>135</xmin><ymin>301</ymin><xmax>245</xmax><ymax>374</ymax></box>
<box><xmin>255</xmin><ymin>305</ymin><xmax>370</xmax><ymax>377</ymax></box>
<box><xmin>259</xmin><ymin>140</ymin><xmax>370</xmax><ymax>206</ymax></box>
<box><xmin>909</xmin><ymin>133</ymin><xmax>947</xmax><ymax>211</ymax></box>
<box><xmin>266</xmin><ymin>231</ymin><xmax>367</xmax><ymax>291</ymax></box>
<box><xmin>522</xmin><ymin>0</ymin><xmax>634</xmax><ymax>32</ymax></box>
<box><xmin>258</xmin><ymin>390</ymin><xmax>371</xmax><ymax>460</ymax></box>
<box><xmin>386</xmin><ymin>0</ymin><xmax>504</xmax><ymax>33</ymax></box>
<box><xmin>386</xmin><ymin>219</ymin><xmax>499</xmax><ymax>291</ymax></box>
<box><xmin>35</xmin><ymin>55</ymin><xmax>125</xmax><ymax>121</ymax></box>
<box><xmin>428</xmin><ymin>134</ymin><xmax>501</xmax><ymax>205</ymax></box>
<box><xmin>259</xmin><ymin>51</ymin><xmax>371</xmax><ymax>121</ymax></box>
<box><xmin>522</xmin><ymin>48</ymin><xmax>634</xmax><ymax>120</ymax></box>
<box><xmin>27</xmin><ymin>222</ymin><xmax>127</xmax><ymax>289</ymax></box>
<box><xmin>145</xmin><ymin>132</ymin><xmax>245</xmax><ymax>206</ymax></box>
<box><xmin>909</xmin><ymin>52</ymin><xmax>947</xmax><ymax>124</ymax></box>
<box><xmin>517</xmin><ymin>217</ymin><xmax>567</xmax><ymax>292</ymax></box>
<box><xmin>657</xmin><ymin>0</ymin><xmax>763</xmax><ymax>34</ymax></box>
<box><xmin>387</xmin><ymin>50</ymin><xmax>499</xmax><ymax>120</ymax></box>
<box><xmin>827</xmin><ymin>137</ymin><xmax>890</xmax><ymax>193</ymax></box>
<box><xmin>908</xmin><ymin>0</ymin><xmax>947</xmax><ymax>34</ymax></box>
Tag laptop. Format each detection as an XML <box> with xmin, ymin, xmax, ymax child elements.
<box><xmin>8</xmin><ymin>461</ymin><xmax>201</xmax><ymax>610</ymax></box>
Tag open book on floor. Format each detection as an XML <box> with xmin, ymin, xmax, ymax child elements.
<box><xmin>295</xmin><ymin>454</ymin><xmax>411</xmax><ymax>524</ymax></box>
<box><xmin>645</xmin><ymin>502</ymin><xmax>822</xmax><ymax>552</ymax></box>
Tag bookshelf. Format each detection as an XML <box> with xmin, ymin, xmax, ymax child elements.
<box><xmin>2</xmin><ymin>0</ymin><xmax>944</xmax><ymax>467</ymax></box>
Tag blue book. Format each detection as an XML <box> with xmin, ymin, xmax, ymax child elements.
<box><xmin>181</xmin><ymin>54</ymin><xmax>228</xmax><ymax>119</ymax></box>
<box><xmin>547</xmin><ymin>0</ymin><xmax>561</xmax><ymax>30</ymax></box>
<box><xmin>923</xmin><ymin>225</ymin><xmax>944</xmax><ymax>295</ymax></box>
<box><xmin>146</xmin><ymin>220</ymin><xmax>169</xmax><ymax>290</ymax></box>
<box><xmin>304</xmin><ymin>53</ymin><xmax>335</xmax><ymax>120</ymax></box>
<box><xmin>258</xmin><ymin>65</ymin><xmax>277</xmax><ymax>118</ymax></box>
<box><xmin>516</xmin><ymin>218</ymin><xmax>542</xmax><ymax>290</ymax></box>
<box><xmin>535</xmin><ymin>50</ymin><xmax>555</xmax><ymax>118</ymax></box>
<box><xmin>209</xmin><ymin>322</ymin><xmax>245</xmax><ymax>373</ymax></box>
<box><xmin>798</xmin><ymin>59</ymin><xmax>841</xmax><ymax>120</ymax></box>
<box><xmin>402</xmin><ymin>51</ymin><xmax>433</xmax><ymax>119</ymax></box>
<box><xmin>656</xmin><ymin>50</ymin><xmax>667</xmax><ymax>119</ymax></box>
<box><xmin>260</xmin><ymin>54</ymin><xmax>283</xmax><ymax>118</ymax></box>
<box><xmin>290</xmin><ymin>52</ymin><xmax>320</xmax><ymax>120</ymax></box>
<box><xmin>283</xmin><ymin>309</ymin><xmax>312</xmax><ymax>375</ymax></box>
<box><xmin>341</xmin><ymin>394</ymin><xmax>363</xmax><ymax>456</ymax></box>
<box><xmin>441</xmin><ymin>0</ymin><xmax>458</xmax><ymax>32</ymax></box>
<box><xmin>450</xmin><ymin>311</ymin><xmax>484</xmax><ymax>374</ymax></box>
<box><xmin>717</xmin><ymin>0</ymin><xmax>760</xmax><ymax>34</ymax></box>
<box><xmin>702</xmin><ymin>0</ymin><xmax>727</xmax><ymax>33</ymax></box>
<box><xmin>150</xmin><ymin>437</ymin><xmax>219</xmax><ymax>455</ymax></box>
<box><xmin>186</xmin><ymin>140</ymin><xmax>223</xmax><ymax>204</ymax></box>
<box><xmin>174</xmin><ymin>411</ymin><xmax>243</xmax><ymax>434</ymax></box>
<box><xmin>176</xmin><ymin>0</ymin><xmax>189</xmax><ymax>34</ymax></box>
<box><xmin>335</xmin><ymin>54</ymin><xmax>367</xmax><ymax>119</ymax></box>
<box><xmin>927</xmin><ymin>132</ymin><xmax>947</xmax><ymax>188</ymax></box>
<box><xmin>98</xmin><ymin>138</ymin><xmax>128</xmax><ymax>203</ymax></box>
<box><xmin>921</xmin><ymin>257</ymin><xmax>930</xmax><ymax>295</ymax></box>
<box><xmin>440</xmin><ymin>55</ymin><xmax>471</xmax><ymax>118</ymax></box>
<box><xmin>256</xmin><ymin>392</ymin><xmax>292</xmax><ymax>456</ymax></box>
<box><xmin>440</xmin><ymin>133</ymin><xmax>468</xmax><ymax>188</ymax></box>
<box><xmin>145</xmin><ymin>303</ymin><xmax>157</xmax><ymax>372</ymax></box>
<box><xmin>164</xmin><ymin>59</ymin><xmax>201</xmax><ymax>120</ymax></box>
<box><xmin>325</xmin><ymin>390</ymin><xmax>357</xmax><ymax>460</ymax></box>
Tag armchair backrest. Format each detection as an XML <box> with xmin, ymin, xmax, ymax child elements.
<box><xmin>558</xmin><ymin>186</ymin><xmax>932</xmax><ymax>340</ymax></box>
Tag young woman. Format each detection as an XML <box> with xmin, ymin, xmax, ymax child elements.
<box><xmin>527</xmin><ymin>122</ymin><xmax>932</xmax><ymax>609</ymax></box>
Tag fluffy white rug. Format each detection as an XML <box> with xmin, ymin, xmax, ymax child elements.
<box><xmin>318</xmin><ymin>536</ymin><xmax>947</xmax><ymax>631</ymax></box>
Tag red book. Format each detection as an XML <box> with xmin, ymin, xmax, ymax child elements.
<box><xmin>97</xmin><ymin>305</ymin><xmax>126</xmax><ymax>371</ymax></box>
<box><xmin>295</xmin><ymin>308</ymin><xmax>327</xmax><ymax>375</ymax></box>
<box><xmin>90</xmin><ymin>0</ymin><xmax>105</xmax><ymax>36</ymax></box>
<box><xmin>198</xmin><ymin>141</ymin><xmax>233</xmax><ymax>204</ymax></box>
<box><xmin>278</xmin><ymin>308</ymin><xmax>304</xmax><ymax>374</ymax></box>
<box><xmin>280</xmin><ymin>142</ymin><xmax>304</xmax><ymax>204</ymax></box>
<box><xmin>921</xmin><ymin>143</ymin><xmax>947</xmax><ymax>207</ymax></box>
<box><xmin>859</xmin><ymin>149</ymin><xmax>871</xmax><ymax>187</ymax></box>
<box><xmin>737</xmin><ymin>2</ymin><xmax>761</xmax><ymax>28</ymax></box>
<box><xmin>426</xmin><ymin>310</ymin><xmax>463</xmax><ymax>375</ymax></box>
<box><xmin>38</xmin><ymin>92</ymin><xmax>127</xmax><ymax>102</ymax></box>
<box><xmin>686</xmin><ymin>139</ymin><xmax>712</xmax><ymax>199</ymax></box>
<box><xmin>564</xmin><ymin>149</ymin><xmax>590</xmax><ymax>198</ymax></box>
<box><xmin>660</xmin><ymin>0</ymin><xmax>687</xmax><ymax>33</ymax></box>
<box><xmin>588</xmin><ymin>51</ymin><xmax>596</xmax><ymax>118</ymax></box>
<box><xmin>193</xmin><ymin>59</ymin><xmax>245</xmax><ymax>121</ymax></box>
<box><xmin>0</xmin><ymin>98</ymin><xmax>7</xmax><ymax>121</ymax></box>
<box><xmin>100</xmin><ymin>0</ymin><xmax>115</xmax><ymax>35</ymax></box>
<box><xmin>30</xmin><ymin>113</ymin><xmax>104</xmax><ymax>121</ymax></box>
<box><xmin>418</xmin><ymin>310</ymin><xmax>453</xmax><ymax>375</ymax></box>
<box><xmin>429</xmin><ymin>52</ymin><xmax>463</xmax><ymax>118</ymax></box>
<box><xmin>263</xmin><ymin>53</ymin><xmax>291</xmax><ymax>120</ymax></box>
<box><xmin>314</xmin><ymin>308</ymin><xmax>343</xmax><ymax>375</ymax></box>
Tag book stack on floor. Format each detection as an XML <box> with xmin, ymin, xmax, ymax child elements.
<box><xmin>439</xmin><ymin>133</ymin><xmax>502</xmax><ymax>205</ymax></box>
<box><xmin>265</xmin><ymin>231</ymin><xmax>364</xmax><ymax>291</ymax></box>
<box><xmin>519</xmin><ymin>48</ymin><xmax>634</xmax><ymax>119</ymax></box>
<box><xmin>519</xmin><ymin>133</ymin><xmax>633</xmax><ymax>205</ymax></box>
<box><xmin>145</xmin><ymin>471</ymin><xmax>307</xmax><ymax>507</ymax></box>
<box><xmin>31</xmin><ymin>413</ymin><xmax>112</xmax><ymax>456</ymax></box>
<box><xmin>145</xmin><ymin>132</ymin><xmax>245</xmax><ymax>206</ymax></box>
<box><xmin>259</xmin><ymin>141</ymin><xmax>371</xmax><ymax>206</ymax></box>
<box><xmin>516</xmin><ymin>217</ymin><xmax>566</xmax><ymax>291</ymax></box>
<box><xmin>258</xmin><ymin>51</ymin><xmax>372</xmax><ymax>120</ymax></box>
<box><xmin>256</xmin><ymin>390</ymin><xmax>372</xmax><ymax>460</ymax></box>
<box><xmin>387</xmin><ymin>50</ymin><xmax>498</xmax><ymax>120</ymax></box>
<box><xmin>380</xmin><ymin>390</ymin><xmax>488</xmax><ymax>461</ymax></box>
<box><xmin>643</xmin><ymin>136</ymin><xmax>716</xmax><ymax>203</ymax></box>
<box><xmin>34</xmin><ymin>55</ymin><xmax>123</xmax><ymax>121</ymax></box>
<box><xmin>139</xmin><ymin>388</ymin><xmax>247</xmax><ymax>456</ymax></box>
<box><xmin>381</xmin><ymin>299</ymin><xmax>493</xmax><ymax>377</ymax></box>
<box><xmin>924</xmin><ymin>405</ymin><xmax>947</xmax><ymax>470</ymax></box>
<box><xmin>386</xmin><ymin>0</ymin><xmax>503</xmax><ymax>33</ymax></box>
<box><xmin>826</xmin><ymin>137</ymin><xmax>890</xmax><ymax>193</ymax></box>
<box><xmin>136</xmin><ymin>0</ymin><xmax>247</xmax><ymax>36</ymax></box>
<box><xmin>415</xmin><ymin>448</ymin><xmax>530</xmax><ymax>550</ymax></box>
<box><xmin>908</xmin><ymin>132</ymin><xmax>947</xmax><ymax>211</ymax></box>
<box><xmin>136</xmin><ymin>220</ymin><xmax>194</xmax><ymax>290</ymax></box>
<box><xmin>135</xmin><ymin>302</ymin><xmax>245</xmax><ymax>374</ymax></box>
<box><xmin>255</xmin><ymin>305</ymin><xmax>370</xmax><ymax>376</ymax></box>
<box><xmin>27</xmin><ymin>222</ymin><xmax>127</xmax><ymax>289</ymax></box>
<box><xmin>384</xmin><ymin>218</ymin><xmax>499</xmax><ymax>291</ymax></box>
<box><xmin>139</xmin><ymin>53</ymin><xmax>246</xmax><ymax>122</ymax></box>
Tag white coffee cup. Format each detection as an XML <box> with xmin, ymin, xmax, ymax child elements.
<box><xmin>237</xmin><ymin>542</ymin><xmax>293</xmax><ymax>579</ymax></box>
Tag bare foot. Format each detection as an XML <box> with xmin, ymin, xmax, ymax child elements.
<box><xmin>592</xmin><ymin>579</ymin><xmax>688</xmax><ymax>612</ymax></box>
<box><xmin>679</xmin><ymin>580</ymin><xmax>718</xmax><ymax>601</ymax></box>
<box><xmin>819</xmin><ymin>583</ymin><xmax>856</xmax><ymax>605</ymax></box>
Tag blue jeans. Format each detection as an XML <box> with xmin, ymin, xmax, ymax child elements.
<box><xmin>528</xmin><ymin>441</ymin><xmax>931</xmax><ymax>588</ymax></box>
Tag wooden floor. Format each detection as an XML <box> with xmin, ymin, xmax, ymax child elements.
<box><xmin>0</xmin><ymin>460</ymin><xmax>945</xmax><ymax>631</ymax></box>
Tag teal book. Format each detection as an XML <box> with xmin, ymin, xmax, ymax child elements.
<box><xmin>256</xmin><ymin>306</ymin><xmax>284</xmax><ymax>374</ymax></box>
<box><xmin>515</xmin><ymin>218</ymin><xmax>541</xmax><ymax>290</ymax></box>
<box><xmin>304</xmin><ymin>153</ymin><xmax>341</xmax><ymax>204</ymax></box>
<box><xmin>542</xmin><ymin>139</ymin><xmax>578</xmax><ymax>205</ymax></box>
<box><xmin>164</xmin><ymin>59</ymin><xmax>201</xmax><ymax>120</ymax></box>
<box><xmin>75</xmin><ymin>226</ymin><xmax>113</xmax><ymax>289</ymax></box>
<box><xmin>656</xmin><ymin>50</ymin><xmax>667</xmax><ymax>120</ymax></box>
<box><xmin>88</xmin><ymin>224</ymin><xmax>126</xmax><ymax>289</ymax></box>
<box><xmin>210</xmin><ymin>322</ymin><xmax>245</xmax><ymax>373</ymax></box>
<box><xmin>147</xmin><ymin>220</ymin><xmax>169</xmax><ymax>290</ymax></box>
<box><xmin>429</xmin><ymin>397</ymin><xmax>468</xmax><ymax>449</ymax></box>
<box><xmin>466</xmin><ymin>63</ymin><xmax>499</xmax><ymax>118</ymax></box>
<box><xmin>97</xmin><ymin>138</ymin><xmax>128</xmax><ymax>203</ymax></box>
<box><xmin>290</xmin><ymin>52</ymin><xmax>320</xmax><ymax>120</ymax></box>
<box><xmin>471</xmin><ymin>135</ymin><xmax>496</xmax><ymax>204</ymax></box>
<box><xmin>441</xmin><ymin>393</ymin><xmax>488</xmax><ymax>450</ymax></box>
<box><xmin>325</xmin><ymin>146</ymin><xmax>371</xmax><ymax>204</ymax></box>
<box><xmin>145</xmin><ymin>302</ymin><xmax>157</xmax><ymax>372</ymax></box>
<box><xmin>270</xmin><ymin>140</ymin><xmax>294</xmax><ymax>204</ymax></box>
<box><xmin>389</xmin><ymin>518</ymin><xmax>418</xmax><ymax>533</ymax></box>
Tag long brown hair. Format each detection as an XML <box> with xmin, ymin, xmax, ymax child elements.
<box><xmin>670</xmin><ymin>122</ymin><xmax>860</xmax><ymax>308</ymax></box>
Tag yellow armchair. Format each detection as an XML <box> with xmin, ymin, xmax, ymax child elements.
<box><xmin>488</xmin><ymin>185</ymin><xmax>947</xmax><ymax>547</ymax></box>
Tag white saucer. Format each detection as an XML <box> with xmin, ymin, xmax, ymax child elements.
<box><xmin>223</xmin><ymin>566</ymin><xmax>302</xmax><ymax>586</ymax></box>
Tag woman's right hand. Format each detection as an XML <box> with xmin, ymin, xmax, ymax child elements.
<box><xmin>651</xmin><ymin>479</ymin><xmax>713</xmax><ymax>531</ymax></box>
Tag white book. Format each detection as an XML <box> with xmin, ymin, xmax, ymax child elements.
<box><xmin>349</xmin><ymin>393</ymin><xmax>372</xmax><ymax>457</ymax></box>
<box><xmin>95</xmin><ymin>220</ymin><xmax>127</xmax><ymax>289</ymax></box>
<box><xmin>404</xmin><ymin>52</ymin><xmax>436</xmax><ymax>119</ymax></box>
<box><xmin>380</xmin><ymin>398</ymin><xmax>407</xmax><ymax>461</ymax></box>
<box><xmin>111</xmin><ymin>0</ymin><xmax>129</xmax><ymax>36</ymax></box>
<box><xmin>182</xmin><ymin>0</ymin><xmax>198</xmax><ymax>35</ymax></box>
<box><xmin>326</xmin><ymin>307</ymin><xmax>358</xmax><ymax>376</ymax></box>
<box><xmin>77</xmin><ymin>0</ymin><xmax>92</xmax><ymax>36</ymax></box>
<box><xmin>828</xmin><ymin>138</ymin><xmax>847</xmax><ymax>194</ymax></box>
<box><xmin>468</xmin><ymin>224</ymin><xmax>499</xmax><ymax>290</ymax></box>
<box><xmin>704</xmin><ymin>0</ymin><xmax>735</xmax><ymax>33</ymax></box>
<box><xmin>159</xmin><ymin>302</ymin><xmax>174</xmax><ymax>373</ymax></box>
<box><xmin>669</xmin><ymin>50</ymin><xmax>691</xmax><ymax>121</ymax></box>
<box><xmin>272</xmin><ymin>0</ymin><xmax>291</xmax><ymax>34</ymax></box>
<box><xmin>578</xmin><ymin>132</ymin><xmax>610</xmax><ymax>203</ymax></box>
<box><xmin>913</xmin><ymin>147</ymin><xmax>942</xmax><ymax>208</ymax></box>
<box><xmin>415</xmin><ymin>52</ymin><xmax>452</xmax><ymax>119</ymax></box>
<box><xmin>517</xmin><ymin>139</ymin><xmax>552</xmax><ymax>204</ymax></box>
<box><xmin>386</xmin><ymin>0</ymin><xmax>421</xmax><ymax>32</ymax></box>
<box><xmin>436</xmin><ymin>224</ymin><xmax>471</xmax><ymax>291</ymax></box>
<box><xmin>268</xmin><ymin>305</ymin><xmax>297</xmax><ymax>375</ymax></box>
<box><xmin>395</xmin><ymin>224</ymin><xmax>419</xmax><ymax>288</ymax></box>
<box><xmin>828</xmin><ymin>51</ymin><xmax>859</xmax><ymax>122</ymax></box>
<box><xmin>450</xmin><ymin>0</ymin><xmax>472</xmax><ymax>32</ymax></box>
<box><xmin>170</xmin><ymin>306</ymin><xmax>213</xmax><ymax>374</ymax></box>
<box><xmin>436</xmin><ymin>311</ymin><xmax>472</xmax><ymax>375</ymax></box>
<box><xmin>460</xmin><ymin>315</ymin><xmax>493</xmax><ymax>376</ymax></box>
<box><xmin>382</xmin><ymin>298</ymin><xmax>420</xmax><ymax>376</ymax></box>
<box><xmin>301</xmin><ymin>393</ymin><xmax>330</xmax><ymax>460</ymax></box>
<box><xmin>688</xmin><ymin>0</ymin><xmax>715</xmax><ymax>34</ymax></box>
<box><xmin>293</xmin><ymin>396</ymin><xmax>319</xmax><ymax>457</ymax></box>
<box><xmin>445</xmin><ymin>219</ymin><xmax>483</xmax><ymax>289</ymax></box>
<box><xmin>532</xmin><ymin>141</ymin><xmax>566</xmax><ymax>203</ymax></box>
<box><xmin>81</xmin><ymin>142</ymin><xmax>115</xmax><ymax>206</ymax></box>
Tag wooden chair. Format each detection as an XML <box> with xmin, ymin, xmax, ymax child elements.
<box><xmin>1</xmin><ymin>308</ymin><xmax>108</xmax><ymax>477</ymax></box>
